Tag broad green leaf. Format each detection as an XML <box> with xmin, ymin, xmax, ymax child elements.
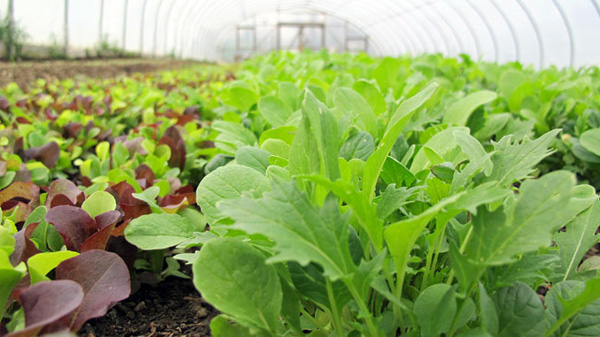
<box><xmin>132</xmin><ymin>186</ymin><xmax>162</xmax><ymax>213</ymax></box>
<box><xmin>339</xmin><ymin>131</ymin><xmax>375</xmax><ymax>161</ymax></box>
<box><xmin>364</xmin><ymin>82</ymin><xmax>439</xmax><ymax>202</ymax></box>
<box><xmin>372</xmin><ymin>57</ymin><xmax>400</xmax><ymax>93</ymax></box>
<box><xmin>466</xmin><ymin>171</ymin><xmax>581</xmax><ymax>266</ymax></box>
<box><xmin>443</xmin><ymin>91</ymin><xmax>498</xmax><ymax>126</ymax></box>
<box><xmin>353</xmin><ymin>79</ymin><xmax>387</xmax><ymax>116</ymax></box>
<box><xmin>258</xmin><ymin>96</ymin><xmax>293</xmax><ymax>127</ymax></box>
<box><xmin>289</xmin><ymin>89</ymin><xmax>340</xmax><ymax>181</ymax></box>
<box><xmin>554</xmin><ymin>202</ymin><xmax>600</xmax><ymax>282</ymax></box>
<box><xmin>228</xmin><ymin>87</ymin><xmax>258</xmax><ymax>111</ymax></box>
<box><xmin>580</xmin><ymin>129</ymin><xmax>600</xmax><ymax>157</ymax></box>
<box><xmin>474</xmin><ymin>113</ymin><xmax>511</xmax><ymax>140</ymax></box>
<box><xmin>125</xmin><ymin>213</ymin><xmax>201</xmax><ymax>250</ymax></box>
<box><xmin>545</xmin><ymin>280</ymin><xmax>600</xmax><ymax>337</ymax></box>
<box><xmin>213</xmin><ymin>121</ymin><xmax>258</xmax><ymax>154</ymax></box>
<box><xmin>1</xmin><ymin>251</ymin><xmax>26</xmax><ymax>318</ymax></box>
<box><xmin>193</xmin><ymin>238</ymin><xmax>282</xmax><ymax>333</ymax></box>
<box><xmin>210</xmin><ymin>315</ymin><xmax>253</xmax><ymax>337</ymax></box>
<box><xmin>486</xmin><ymin>129</ymin><xmax>560</xmax><ymax>186</ymax></box>
<box><xmin>410</xmin><ymin>126</ymin><xmax>468</xmax><ymax>174</ymax></box>
<box><xmin>0</xmin><ymin>226</ymin><xmax>15</xmax><ymax>255</ymax></box>
<box><xmin>333</xmin><ymin>87</ymin><xmax>378</xmax><ymax>139</ymax></box>
<box><xmin>235</xmin><ymin>146</ymin><xmax>270</xmax><ymax>174</ymax></box>
<box><xmin>81</xmin><ymin>191</ymin><xmax>117</xmax><ymax>218</ymax></box>
<box><xmin>493</xmin><ymin>282</ymin><xmax>546</xmax><ymax>337</ymax></box>
<box><xmin>413</xmin><ymin>284</ymin><xmax>457</xmax><ymax>337</ymax></box>
<box><xmin>278</xmin><ymin>82</ymin><xmax>300</xmax><ymax>111</ymax></box>
<box><xmin>490</xmin><ymin>253</ymin><xmax>559</xmax><ymax>290</ymax></box>
<box><xmin>219</xmin><ymin>180</ymin><xmax>356</xmax><ymax>280</ymax></box>
<box><xmin>499</xmin><ymin>69</ymin><xmax>526</xmax><ymax>101</ymax></box>
<box><xmin>261</xmin><ymin>139</ymin><xmax>291</xmax><ymax>160</ymax></box>
<box><xmin>479</xmin><ymin>283</ymin><xmax>499</xmax><ymax>335</ymax></box>
<box><xmin>196</xmin><ymin>165</ymin><xmax>269</xmax><ymax>225</ymax></box>
<box><xmin>27</xmin><ymin>251</ymin><xmax>79</xmax><ymax>284</ymax></box>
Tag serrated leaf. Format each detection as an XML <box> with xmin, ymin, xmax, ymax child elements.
<box><xmin>486</xmin><ymin>129</ymin><xmax>560</xmax><ymax>186</ymax></box>
<box><xmin>219</xmin><ymin>180</ymin><xmax>356</xmax><ymax>280</ymax></box>
<box><xmin>466</xmin><ymin>171</ymin><xmax>582</xmax><ymax>266</ymax></box>
<box><xmin>554</xmin><ymin>202</ymin><xmax>600</xmax><ymax>282</ymax></box>
<box><xmin>364</xmin><ymin>82</ymin><xmax>439</xmax><ymax>202</ymax></box>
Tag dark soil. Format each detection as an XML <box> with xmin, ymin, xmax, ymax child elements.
<box><xmin>0</xmin><ymin>59</ymin><xmax>202</xmax><ymax>88</ymax></box>
<box><xmin>78</xmin><ymin>267</ymin><xmax>218</xmax><ymax>337</ymax></box>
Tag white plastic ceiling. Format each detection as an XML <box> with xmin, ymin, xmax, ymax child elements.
<box><xmin>2</xmin><ymin>0</ymin><xmax>600</xmax><ymax>68</ymax></box>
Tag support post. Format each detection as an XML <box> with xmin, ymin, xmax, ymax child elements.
<box><xmin>140</xmin><ymin>0</ymin><xmax>148</xmax><ymax>55</ymax></box>
<box><xmin>98</xmin><ymin>0</ymin><xmax>104</xmax><ymax>46</ymax></box>
<box><xmin>64</xmin><ymin>0</ymin><xmax>69</xmax><ymax>55</ymax></box>
<box><xmin>122</xmin><ymin>0</ymin><xmax>128</xmax><ymax>50</ymax></box>
<box><xmin>6</xmin><ymin>0</ymin><xmax>14</xmax><ymax>60</ymax></box>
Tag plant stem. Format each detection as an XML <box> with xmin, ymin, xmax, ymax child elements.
<box><xmin>447</xmin><ymin>225</ymin><xmax>474</xmax><ymax>285</ymax></box>
<box><xmin>344</xmin><ymin>280</ymin><xmax>380</xmax><ymax>337</ymax></box>
<box><xmin>326</xmin><ymin>279</ymin><xmax>345</xmax><ymax>336</ymax></box>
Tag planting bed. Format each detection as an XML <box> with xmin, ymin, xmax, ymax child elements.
<box><xmin>3</xmin><ymin>51</ymin><xmax>600</xmax><ymax>336</ymax></box>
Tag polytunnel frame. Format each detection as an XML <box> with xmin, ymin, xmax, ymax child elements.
<box><xmin>182</xmin><ymin>1</ymin><xmax>387</xmax><ymax>59</ymax></box>
<box><xmin>0</xmin><ymin>0</ymin><xmax>587</xmax><ymax>67</ymax></box>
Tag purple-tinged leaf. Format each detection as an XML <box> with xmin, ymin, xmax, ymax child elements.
<box><xmin>45</xmin><ymin>206</ymin><xmax>97</xmax><ymax>252</ymax></box>
<box><xmin>95</xmin><ymin>211</ymin><xmax>122</xmax><ymax>230</ymax></box>
<box><xmin>158</xmin><ymin>126</ymin><xmax>186</xmax><ymax>170</ymax></box>
<box><xmin>10</xmin><ymin>223</ymin><xmax>41</xmax><ymax>266</ymax></box>
<box><xmin>0</xmin><ymin>96</ymin><xmax>9</xmax><ymax>111</ymax></box>
<box><xmin>0</xmin><ymin>182</ymin><xmax>39</xmax><ymax>208</ymax></box>
<box><xmin>6</xmin><ymin>280</ymin><xmax>83</xmax><ymax>337</ymax></box>
<box><xmin>56</xmin><ymin>250</ymin><xmax>130</xmax><ymax>331</ymax></box>
<box><xmin>45</xmin><ymin>180</ymin><xmax>84</xmax><ymax>208</ymax></box>
<box><xmin>23</xmin><ymin>142</ymin><xmax>60</xmax><ymax>168</ymax></box>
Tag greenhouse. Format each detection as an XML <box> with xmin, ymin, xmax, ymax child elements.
<box><xmin>2</xmin><ymin>0</ymin><xmax>600</xmax><ymax>336</ymax></box>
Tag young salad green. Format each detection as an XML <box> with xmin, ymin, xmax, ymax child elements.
<box><xmin>124</xmin><ymin>51</ymin><xmax>600</xmax><ymax>336</ymax></box>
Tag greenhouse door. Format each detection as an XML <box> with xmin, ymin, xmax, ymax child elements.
<box><xmin>276</xmin><ymin>23</ymin><xmax>325</xmax><ymax>51</ymax></box>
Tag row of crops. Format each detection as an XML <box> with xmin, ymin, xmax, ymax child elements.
<box><xmin>2</xmin><ymin>51</ymin><xmax>600</xmax><ymax>336</ymax></box>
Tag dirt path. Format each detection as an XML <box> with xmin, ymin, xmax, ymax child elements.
<box><xmin>0</xmin><ymin>59</ymin><xmax>202</xmax><ymax>88</ymax></box>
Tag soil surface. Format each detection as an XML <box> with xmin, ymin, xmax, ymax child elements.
<box><xmin>78</xmin><ymin>266</ymin><xmax>218</xmax><ymax>337</ymax></box>
<box><xmin>0</xmin><ymin>58</ymin><xmax>201</xmax><ymax>88</ymax></box>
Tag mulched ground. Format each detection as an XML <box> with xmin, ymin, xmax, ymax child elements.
<box><xmin>0</xmin><ymin>58</ymin><xmax>202</xmax><ymax>88</ymax></box>
<box><xmin>78</xmin><ymin>266</ymin><xmax>218</xmax><ymax>337</ymax></box>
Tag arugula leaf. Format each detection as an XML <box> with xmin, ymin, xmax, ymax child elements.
<box><xmin>219</xmin><ymin>179</ymin><xmax>356</xmax><ymax>280</ymax></box>
<box><xmin>545</xmin><ymin>280</ymin><xmax>600</xmax><ymax>337</ymax></box>
<box><xmin>486</xmin><ymin>129</ymin><xmax>560</xmax><ymax>186</ymax></box>
<box><xmin>553</xmin><ymin>202</ymin><xmax>600</xmax><ymax>282</ymax></box>
<box><xmin>466</xmin><ymin>171</ymin><xmax>581</xmax><ymax>266</ymax></box>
